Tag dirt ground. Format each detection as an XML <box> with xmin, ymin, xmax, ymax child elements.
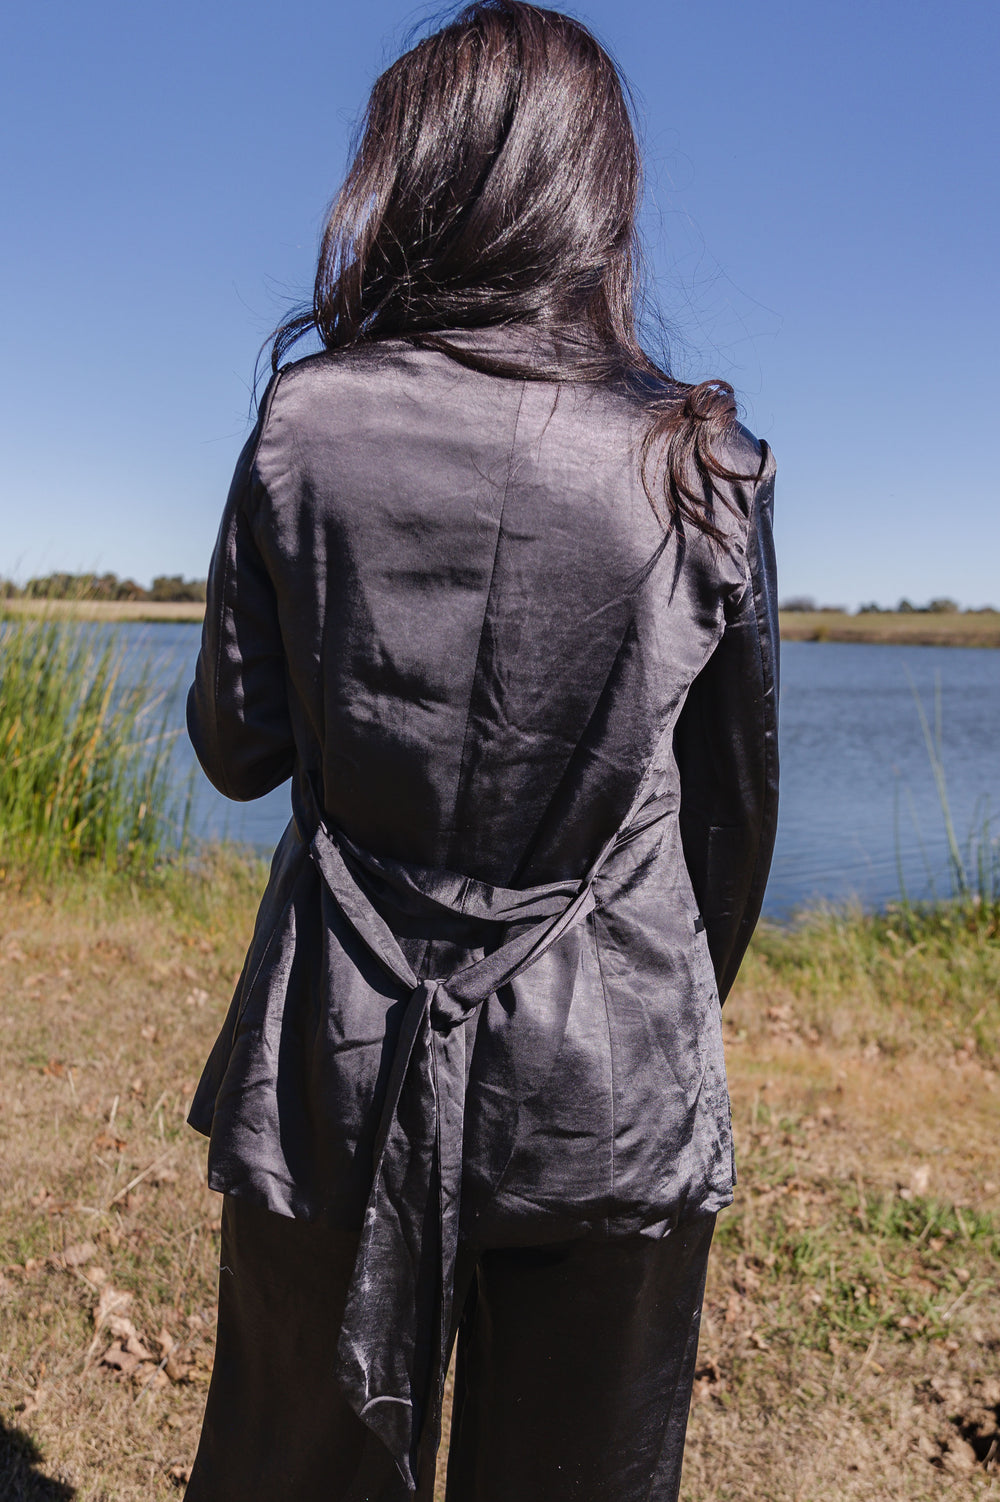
<box><xmin>1</xmin><ymin>872</ymin><xmax>997</xmax><ymax>1500</ymax></box>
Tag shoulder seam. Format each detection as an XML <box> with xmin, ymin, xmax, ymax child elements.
<box><xmin>738</xmin><ymin>439</ymin><xmax>775</xmax><ymax>582</ymax></box>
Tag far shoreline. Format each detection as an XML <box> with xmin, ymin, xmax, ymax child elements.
<box><xmin>3</xmin><ymin>598</ymin><xmax>1000</xmax><ymax>647</ymax></box>
<box><xmin>1</xmin><ymin>598</ymin><xmax>205</xmax><ymax>624</ymax></box>
<box><xmin>776</xmin><ymin>609</ymin><xmax>1000</xmax><ymax>649</ymax></box>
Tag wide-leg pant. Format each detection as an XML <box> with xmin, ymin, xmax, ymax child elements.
<box><xmin>185</xmin><ymin>1197</ymin><xmax>715</xmax><ymax>1502</ymax></box>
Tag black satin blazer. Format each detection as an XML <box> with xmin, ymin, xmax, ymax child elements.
<box><xmin>185</xmin><ymin>330</ymin><xmax>778</xmax><ymax>1480</ymax></box>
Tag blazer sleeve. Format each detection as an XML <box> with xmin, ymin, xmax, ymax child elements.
<box><xmin>674</xmin><ymin>443</ymin><xmax>779</xmax><ymax>1002</ymax></box>
<box><xmin>186</xmin><ymin>382</ymin><xmax>296</xmax><ymax>801</ymax></box>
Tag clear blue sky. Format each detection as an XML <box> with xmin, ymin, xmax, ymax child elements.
<box><xmin>2</xmin><ymin>0</ymin><xmax>997</xmax><ymax>608</ymax></box>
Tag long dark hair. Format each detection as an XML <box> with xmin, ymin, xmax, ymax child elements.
<box><xmin>271</xmin><ymin>0</ymin><xmax>751</xmax><ymax>535</ymax></box>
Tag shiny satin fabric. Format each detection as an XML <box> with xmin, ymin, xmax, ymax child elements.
<box><xmin>445</xmin><ymin>1216</ymin><xmax>716</xmax><ymax>1502</ymax></box>
<box><xmin>185</xmin><ymin>1196</ymin><xmax>715</xmax><ymax>1502</ymax></box>
<box><xmin>185</xmin><ymin>327</ymin><xmax>779</xmax><ymax>1487</ymax></box>
<box><xmin>306</xmin><ymin>773</ymin><xmax>680</xmax><ymax>1484</ymax></box>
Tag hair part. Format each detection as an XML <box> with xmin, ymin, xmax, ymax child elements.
<box><xmin>271</xmin><ymin>0</ymin><xmax>753</xmax><ymax>537</ymax></box>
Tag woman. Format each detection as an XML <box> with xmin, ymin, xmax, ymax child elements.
<box><xmin>184</xmin><ymin>3</ymin><xmax>778</xmax><ymax>1499</ymax></box>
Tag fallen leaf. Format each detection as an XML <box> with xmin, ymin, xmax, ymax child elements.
<box><xmin>100</xmin><ymin>1312</ymin><xmax>154</xmax><ymax>1362</ymax></box>
<box><xmin>734</xmin><ymin>1258</ymin><xmax>761</xmax><ymax>1294</ymax></box>
<box><xmin>18</xmin><ymin>1385</ymin><xmax>48</xmax><ymax>1417</ymax></box>
<box><xmin>83</xmin><ymin>1264</ymin><xmax>108</xmax><ymax>1286</ymax></box>
<box><xmin>62</xmin><ymin>1240</ymin><xmax>98</xmax><ymax>1268</ymax></box>
<box><xmin>910</xmin><ymin>1164</ymin><xmax>932</xmax><ymax>1196</ymax></box>
<box><xmin>93</xmin><ymin>1131</ymin><xmax>127</xmax><ymax>1153</ymax></box>
<box><xmin>93</xmin><ymin>1283</ymin><xmax>131</xmax><ymax>1328</ymax></box>
<box><xmin>101</xmin><ymin>1341</ymin><xmax>140</xmax><ymax>1376</ymax></box>
<box><xmin>165</xmin><ymin>1352</ymin><xmax>192</xmax><ymax>1383</ymax></box>
<box><xmin>724</xmin><ymin>1290</ymin><xmax>743</xmax><ymax>1326</ymax></box>
<box><xmin>692</xmin><ymin>1357</ymin><xmax>725</xmax><ymax>1402</ymax></box>
<box><xmin>942</xmin><ymin>1435</ymin><xmax>978</xmax><ymax>1473</ymax></box>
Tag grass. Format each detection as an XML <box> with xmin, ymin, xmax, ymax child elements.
<box><xmin>778</xmin><ymin>610</ymin><xmax>1000</xmax><ymax>648</ymax></box>
<box><xmin>2</xmin><ymin>602</ymin><xmax>205</xmax><ymax>625</ymax></box>
<box><xmin>0</xmin><ymin>857</ymin><xmax>997</xmax><ymax>1499</ymax></box>
<box><xmin>0</xmin><ymin>617</ymin><xmax>187</xmax><ymax>877</ymax></box>
<box><xmin>740</xmin><ymin>899</ymin><xmax>1000</xmax><ymax>1061</ymax></box>
<box><xmin>0</xmin><ymin>616</ymin><xmax>996</xmax><ymax>1496</ymax></box>
<box><xmin>0</xmin><ymin>854</ymin><xmax>266</xmax><ymax>1499</ymax></box>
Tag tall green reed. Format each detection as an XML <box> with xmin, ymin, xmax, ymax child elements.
<box><xmin>0</xmin><ymin>614</ymin><xmax>188</xmax><ymax>876</ymax></box>
<box><xmin>894</xmin><ymin>668</ymin><xmax>999</xmax><ymax>926</ymax></box>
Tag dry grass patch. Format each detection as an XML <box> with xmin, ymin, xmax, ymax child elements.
<box><xmin>0</xmin><ymin>855</ymin><xmax>262</xmax><ymax>1499</ymax></box>
<box><xmin>2</xmin><ymin>601</ymin><xmax>204</xmax><ymax>625</ymax></box>
<box><xmin>0</xmin><ymin>865</ymin><xmax>997</xmax><ymax>1499</ymax></box>
<box><xmin>778</xmin><ymin>610</ymin><xmax>1000</xmax><ymax>648</ymax></box>
<box><xmin>682</xmin><ymin>906</ymin><xmax>1000</xmax><ymax>1500</ymax></box>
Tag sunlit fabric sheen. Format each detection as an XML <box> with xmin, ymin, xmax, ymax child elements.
<box><xmin>184</xmin><ymin>329</ymin><xmax>779</xmax><ymax>1489</ymax></box>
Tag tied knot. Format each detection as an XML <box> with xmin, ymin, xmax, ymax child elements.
<box><xmin>423</xmin><ymin>977</ymin><xmax>475</xmax><ymax>1033</ymax></box>
<box><xmin>300</xmin><ymin>772</ymin><xmax>677</xmax><ymax>1489</ymax></box>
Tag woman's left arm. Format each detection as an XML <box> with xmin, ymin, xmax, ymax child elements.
<box><xmin>674</xmin><ymin>443</ymin><xmax>779</xmax><ymax>1001</ymax></box>
<box><xmin>186</xmin><ymin>390</ymin><xmax>295</xmax><ymax>801</ymax></box>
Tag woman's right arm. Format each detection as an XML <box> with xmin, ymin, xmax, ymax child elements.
<box><xmin>186</xmin><ymin>381</ymin><xmax>296</xmax><ymax>801</ymax></box>
<box><xmin>673</xmin><ymin>444</ymin><xmax>779</xmax><ymax>1002</ymax></box>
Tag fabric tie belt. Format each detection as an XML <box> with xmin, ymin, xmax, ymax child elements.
<box><xmin>298</xmin><ymin>777</ymin><xmax>672</xmax><ymax>1489</ymax></box>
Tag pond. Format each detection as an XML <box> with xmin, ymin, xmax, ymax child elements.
<box><xmin>140</xmin><ymin>626</ymin><xmax>1000</xmax><ymax>917</ymax></box>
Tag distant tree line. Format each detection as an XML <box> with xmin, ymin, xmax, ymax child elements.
<box><xmin>0</xmin><ymin>572</ymin><xmax>207</xmax><ymax>603</ymax></box>
<box><xmin>779</xmin><ymin>596</ymin><xmax>997</xmax><ymax>615</ymax></box>
<box><xmin>3</xmin><ymin>573</ymin><xmax>994</xmax><ymax>616</ymax></box>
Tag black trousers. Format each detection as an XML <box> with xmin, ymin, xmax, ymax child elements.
<box><xmin>185</xmin><ymin>1197</ymin><xmax>715</xmax><ymax>1502</ymax></box>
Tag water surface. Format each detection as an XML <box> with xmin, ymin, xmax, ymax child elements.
<box><xmin>139</xmin><ymin>626</ymin><xmax>1000</xmax><ymax>916</ymax></box>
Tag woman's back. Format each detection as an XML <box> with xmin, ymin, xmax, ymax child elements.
<box><xmin>186</xmin><ymin>316</ymin><xmax>776</xmax><ymax>1252</ymax></box>
<box><xmin>190</xmin><ymin>330</ymin><xmax>763</xmax><ymax>890</ymax></box>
